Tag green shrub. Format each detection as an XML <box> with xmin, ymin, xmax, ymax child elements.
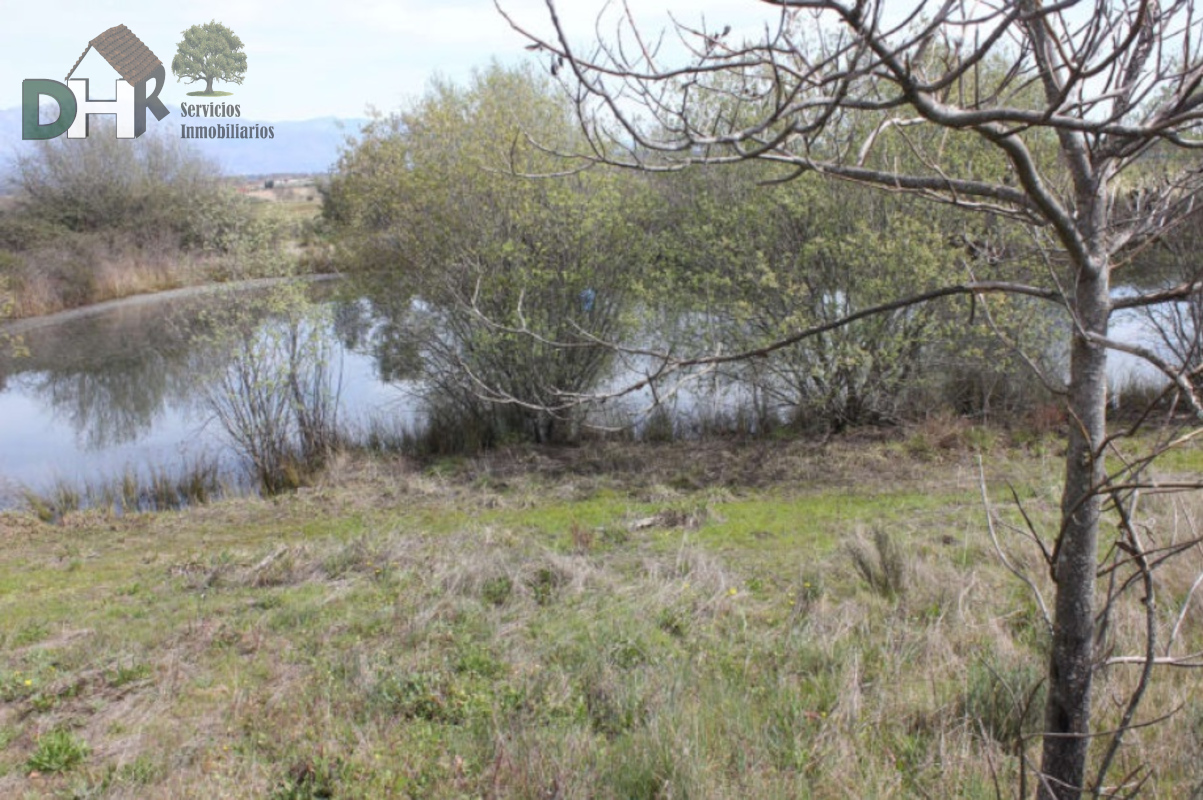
<box><xmin>12</xmin><ymin>122</ymin><xmax>249</xmax><ymax>252</ymax></box>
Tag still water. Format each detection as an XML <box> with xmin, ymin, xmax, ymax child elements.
<box><xmin>0</xmin><ymin>283</ymin><xmax>410</xmax><ymax>507</ymax></box>
<box><xmin>0</xmin><ymin>281</ymin><xmax>1181</xmax><ymax>508</ymax></box>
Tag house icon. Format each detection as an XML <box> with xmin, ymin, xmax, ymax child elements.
<box><xmin>21</xmin><ymin>22</ymin><xmax>168</xmax><ymax>140</ymax></box>
<box><xmin>66</xmin><ymin>25</ymin><xmax>163</xmax><ymax>86</ymax></box>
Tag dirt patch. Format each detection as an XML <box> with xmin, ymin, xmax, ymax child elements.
<box><xmin>451</xmin><ymin>433</ymin><xmax>931</xmax><ymax>494</ymax></box>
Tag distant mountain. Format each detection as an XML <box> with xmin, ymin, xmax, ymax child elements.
<box><xmin>0</xmin><ymin>105</ymin><xmax>369</xmax><ymax>183</ymax></box>
<box><xmin>175</xmin><ymin>109</ymin><xmax>369</xmax><ymax>176</ymax></box>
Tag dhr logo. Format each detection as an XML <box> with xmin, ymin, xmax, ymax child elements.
<box><xmin>22</xmin><ymin>24</ymin><xmax>170</xmax><ymax>140</ymax></box>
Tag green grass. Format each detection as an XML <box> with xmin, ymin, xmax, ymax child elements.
<box><xmin>1154</xmin><ymin>439</ymin><xmax>1203</xmax><ymax>474</ymax></box>
<box><xmin>185</xmin><ymin>90</ymin><xmax>235</xmax><ymax>97</ymax></box>
<box><xmin>0</xmin><ymin>435</ymin><xmax>1199</xmax><ymax>797</ymax></box>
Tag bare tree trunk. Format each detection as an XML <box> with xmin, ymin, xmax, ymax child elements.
<box><xmin>204</xmin><ymin>75</ymin><xmax>214</xmax><ymax>94</ymax></box>
<box><xmin>1041</xmin><ymin>263</ymin><xmax>1110</xmax><ymax>800</ymax></box>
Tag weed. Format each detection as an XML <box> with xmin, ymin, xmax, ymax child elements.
<box><xmin>270</xmin><ymin>756</ymin><xmax>340</xmax><ymax>800</ymax></box>
<box><xmin>480</xmin><ymin>575</ymin><xmax>513</xmax><ymax>607</ymax></box>
<box><xmin>847</xmin><ymin>527</ymin><xmax>910</xmax><ymax>599</ymax></box>
<box><xmin>962</xmin><ymin>659</ymin><xmax>1046</xmax><ymax>752</ymax></box>
<box><xmin>30</xmin><ymin>691</ymin><xmax>58</xmax><ymax>712</ymax></box>
<box><xmin>20</xmin><ymin>459</ymin><xmax>225</xmax><ymax>517</ymax></box>
<box><xmin>581</xmin><ymin>666</ymin><xmax>647</xmax><ymax>737</ymax></box>
<box><xmin>372</xmin><ymin>670</ymin><xmax>465</xmax><ymax>723</ymax></box>
<box><xmin>569</xmin><ymin>521</ymin><xmax>595</xmax><ymax>554</ymax></box>
<box><xmin>0</xmin><ymin>724</ymin><xmax>19</xmax><ymax>751</ymax></box>
<box><xmin>12</xmin><ymin>620</ymin><xmax>50</xmax><ymax>646</ymax></box>
<box><xmin>640</xmin><ymin>405</ymin><xmax>677</xmax><ymax>443</ymax></box>
<box><xmin>106</xmin><ymin>661</ymin><xmax>151</xmax><ymax>687</ymax></box>
<box><xmin>455</xmin><ymin>644</ymin><xmax>506</xmax><ymax>679</ymax></box>
<box><xmin>27</xmin><ymin>728</ymin><xmax>89</xmax><ymax>773</ymax></box>
<box><xmin>656</xmin><ymin>605</ymin><xmax>689</xmax><ymax>638</ymax></box>
<box><xmin>116</xmin><ymin>755</ymin><xmax>161</xmax><ymax>785</ymax></box>
<box><xmin>527</xmin><ymin>565</ymin><xmax>563</xmax><ymax>606</ymax></box>
<box><xmin>21</xmin><ymin>480</ymin><xmax>84</xmax><ymax>522</ymax></box>
<box><xmin>965</xmin><ymin>425</ymin><xmax>998</xmax><ymax>453</ymax></box>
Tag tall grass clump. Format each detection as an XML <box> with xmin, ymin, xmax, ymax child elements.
<box><xmin>20</xmin><ymin>458</ymin><xmax>225</xmax><ymax>519</ymax></box>
<box><xmin>962</xmin><ymin>659</ymin><xmax>1046</xmax><ymax>754</ymax></box>
<box><xmin>847</xmin><ymin>526</ymin><xmax>910</xmax><ymax>600</ymax></box>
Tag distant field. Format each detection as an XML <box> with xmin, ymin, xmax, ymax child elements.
<box><xmin>1</xmin><ymin>432</ymin><xmax>1200</xmax><ymax>797</ymax></box>
<box><xmin>247</xmin><ymin>196</ymin><xmax>322</xmax><ymax>223</ymax></box>
<box><xmin>244</xmin><ymin>186</ymin><xmax>321</xmax><ymax>204</ymax></box>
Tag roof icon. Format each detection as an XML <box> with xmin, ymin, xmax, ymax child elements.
<box><xmin>65</xmin><ymin>25</ymin><xmax>163</xmax><ymax>86</ymax></box>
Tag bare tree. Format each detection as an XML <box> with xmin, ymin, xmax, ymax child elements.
<box><xmin>496</xmin><ymin>1</ymin><xmax>1203</xmax><ymax>796</ymax></box>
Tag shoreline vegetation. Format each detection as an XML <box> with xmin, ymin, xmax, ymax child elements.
<box><xmin>1</xmin><ymin>434</ymin><xmax>1201</xmax><ymax>797</ymax></box>
<box><xmin>0</xmin><ymin>205</ymin><xmax>320</xmax><ymax>323</ymax></box>
<box><xmin>0</xmin><ymin>121</ymin><xmax>323</xmax><ymax>324</ymax></box>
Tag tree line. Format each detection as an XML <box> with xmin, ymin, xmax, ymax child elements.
<box><xmin>321</xmin><ymin>63</ymin><xmax>1091</xmax><ymax>445</ymax></box>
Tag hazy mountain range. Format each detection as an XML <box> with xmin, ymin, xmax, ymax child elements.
<box><xmin>0</xmin><ymin>104</ymin><xmax>370</xmax><ymax>182</ymax></box>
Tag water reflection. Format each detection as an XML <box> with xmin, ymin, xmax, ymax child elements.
<box><xmin>337</xmin><ymin>293</ymin><xmax>426</xmax><ymax>384</ymax></box>
<box><xmin>0</xmin><ymin>283</ymin><xmax>402</xmax><ymax>504</ymax></box>
<box><xmin>5</xmin><ymin>294</ymin><xmax>239</xmax><ymax>449</ymax></box>
<box><xmin>0</xmin><ymin>278</ymin><xmax>1185</xmax><ymax>507</ymax></box>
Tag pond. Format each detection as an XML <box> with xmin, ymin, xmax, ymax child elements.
<box><xmin>0</xmin><ymin>281</ymin><xmax>414</xmax><ymax>508</ymax></box>
<box><xmin>0</xmin><ymin>280</ymin><xmax>1184</xmax><ymax>509</ymax></box>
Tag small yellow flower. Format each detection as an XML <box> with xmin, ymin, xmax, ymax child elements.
<box><xmin>24</xmin><ymin>679</ymin><xmax>32</xmax><ymax>686</ymax></box>
<box><xmin>728</xmin><ymin>587</ymin><xmax>738</xmax><ymax>596</ymax></box>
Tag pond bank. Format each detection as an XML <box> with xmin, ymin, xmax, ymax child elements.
<box><xmin>1</xmin><ymin>273</ymin><xmax>343</xmax><ymax>337</ymax></box>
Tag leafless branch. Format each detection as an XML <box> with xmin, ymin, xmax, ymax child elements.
<box><xmin>979</xmin><ymin>454</ymin><xmax>1054</xmax><ymax>634</ymax></box>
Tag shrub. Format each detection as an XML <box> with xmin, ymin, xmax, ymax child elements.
<box><xmin>326</xmin><ymin>64</ymin><xmax>650</xmax><ymax>450</ymax></box>
<box><xmin>11</xmin><ymin>119</ymin><xmax>247</xmax><ymax>252</ymax></box>
<box><xmin>200</xmin><ymin>284</ymin><xmax>343</xmax><ymax>494</ymax></box>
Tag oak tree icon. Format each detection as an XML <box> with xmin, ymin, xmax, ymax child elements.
<box><xmin>171</xmin><ymin>20</ymin><xmax>247</xmax><ymax>96</ymax></box>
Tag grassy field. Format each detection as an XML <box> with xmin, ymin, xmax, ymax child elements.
<box><xmin>1</xmin><ymin>429</ymin><xmax>1201</xmax><ymax>798</ymax></box>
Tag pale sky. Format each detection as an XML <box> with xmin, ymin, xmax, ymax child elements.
<box><xmin>2</xmin><ymin>0</ymin><xmax>788</xmax><ymax>121</ymax></box>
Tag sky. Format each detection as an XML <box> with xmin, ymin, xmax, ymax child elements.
<box><xmin>2</xmin><ymin>0</ymin><xmax>788</xmax><ymax>121</ymax></box>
